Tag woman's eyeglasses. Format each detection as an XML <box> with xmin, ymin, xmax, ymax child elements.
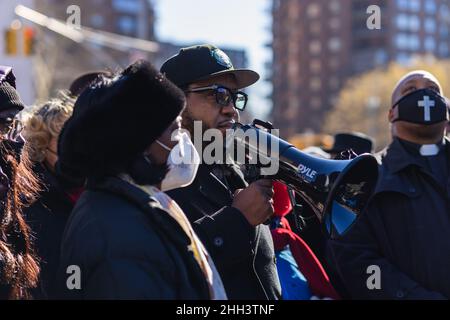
<box><xmin>186</xmin><ymin>85</ymin><xmax>248</xmax><ymax>111</ymax></box>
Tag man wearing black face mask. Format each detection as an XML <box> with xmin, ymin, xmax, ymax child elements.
<box><xmin>327</xmin><ymin>70</ymin><xmax>450</xmax><ymax>299</ymax></box>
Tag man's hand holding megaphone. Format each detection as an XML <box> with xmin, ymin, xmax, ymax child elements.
<box><xmin>232</xmin><ymin>179</ymin><xmax>275</xmax><ymax>226</ymax></box>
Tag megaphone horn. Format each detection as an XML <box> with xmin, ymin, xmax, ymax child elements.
<box><xmin>229</xmin><ymin>120</ymin><xmax>379</xmax><ymax>239</ymax></box>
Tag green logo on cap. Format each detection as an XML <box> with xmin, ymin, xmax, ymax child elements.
<box><xmin>211</xmin><ymin>49</ymin><xmax>233</xmax><ymax>68</ymax></box>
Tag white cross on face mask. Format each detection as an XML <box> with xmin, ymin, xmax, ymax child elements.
<box><xmin>418</xmin><ymin>96</ymin><xmax>436</xmax><ymax>122</ymax></box>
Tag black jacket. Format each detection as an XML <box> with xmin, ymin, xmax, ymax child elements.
<box><xmin>327</xmin><ymin>138</ymin><xmax>450</xmax><ymax>299</ymax></box>
<box><xmin>24</xmin><ymin>164</ymin><xmax>74</xmax><ymax>299</ymax></box>
<box><xmin>56</xmin><ymin>176</ymin><xmax>210</xmax><ymax>299</ymax></box>
<box><xmin>168</xmin><ymin>164</ymin><xmax>281</xmax><ymax>300</ymax></box>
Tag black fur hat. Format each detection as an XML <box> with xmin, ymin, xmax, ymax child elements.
<box><xmin>58</xmin><ymin>60</ymin><xmax>185</xmax><ymax>179</ymax></box>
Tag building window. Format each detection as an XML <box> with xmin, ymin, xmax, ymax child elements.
<box><xmin>440</xmin><ymin>25</ymin><xmax>449</xmax><ymax>37</ymax></box>
<box><xmin>310</xmin><ymin>60</ymin><xmax>321</xmax><ymax>73</ymax></box>
<box><xmin>329</xmin><ymin>96</ymin><xmax>338</xmax><ymax>107</ymax></box>
<box><xmin>395</xmin><ymin>34</ymin><xmax>407</xmax><ymax>49</ymax></box>
<box><xmin>396</xmin><ymin>0</ymin><xmax>408</xmax><ymax>10</ymax></box>
<box><xmin>113</xmin><ymin>0</ymin><xmax>141</xmax><ymax>13</ymax></box>
<box><xmin>409</xmin><ymin>0</ymin><xmax>420</xmax><ymax>11</ymax></box>
<box><xmin>411</xmin><ymin>35</ymin><xmax>420</xmax><ymax>50</ymax></box>
<box><xmin>288</xmin><ymin>42</ymin><xmax>299</xmax><ymax>55</ymax></box>
<box><xmin>425</xmin><ymin>18</ymin><xmax>436</xmax><ymax>33</ymax></box>
<box><xmin>395</xmin><ymin>33</ymin><xmax>420</xmax><ymax>50</ymax></box>
<box><xmin>396</xmin><ymin>52</ymin><xmax>412</xmax><ymax>65</ymax></box>
<box><xmin>439</xmin><ymin>43</ymin><xmax>449</xmax><ymax>57</ymax></box>
<box><xmin>288</xmin><ymin>61</ymin><xmax>299</xmax><ymax>78</ymax></box>
<box><xmin>309</xmin><ymin>41</ymin><xmax>322</xmax><ymax>55</ymax></box>
<box><xmin>90</xmin><ymin>14</ymin><xmax>104</xmax><ymax>28</ymax></box>
<box><xmin>310</xmin><ymin>78</ymin><xmax>322</xmax><ymax>91</ymax></box>
<box><xmin>288</xmin><ymin>98</ymin><xmax>300</xmax><ymax>115</ymax></box>
<box><xmin>329</xmin><ymin>18</ymin><xmax>340</xmax><ymax>31</ymax></box>
<box><xmin>310</xmin><ymin>97</ymin><xmax>322</xmax><ymax>110</ymax></box>
<box><xmin>396</xmin><ymin>14</ymin><xmax>420</xmax><ymax>31</ymax></box>
<box><xmin>329</xmin><ymin>0</ymin><xmax>340</xmax><ymax>13</ymax></box>
<box><xmin>306</xmin><ymin>4</ymin><xmax>321</xmax><ymax>18</ymax></box>
<box><xmin>328</xmin><ymin>38</ymin><xmax>341</xmax><ymax>52</ymax></box>
<box><xmin>288</xmin><ymin>2</ymin><xmax>300</xmax><ymax>20</ymax></box>
<box><xmin>273</xmin><ymin>0</ymin><xmax>281</xmax><ymax>11</ymax></box>
<box><xmin>375</xmin><ymin>49</ymin><xmax>388</xmax><ymax>65</ymax></box>
<box><xmin>441</xmin><ymin>3</ymin><xmax>450</xmax><ymax>17</ymax></box>
<box><xmin>397</xmin><ymin>0</ymin><xmax>420</xmax><ymax>11</ymax></box>
<box><xmin>396</xmin><ymin>15</ymin><xmax>407</xmax><ymax>29</ymax></box>
<box><xmin>329</xmin><ymin>77</ymin><xmax>340</xmax><ymax>90</ymax></box>
<box><xmin>117</xmin><ymin>16</ymin><xmax>137</xmax><ymax>34</ymax></box>
<box><xmin>410</xmin><ymin>15</ymin><xmax>420</xmax><ymax>31</ymax></box>
<box><xmin>310</xmin><ymin>22</ymin><xmax>321</xmax><ymax>34</ymax></box>
<box><xmin>425</xmin><ymin>0</ymin><xmax>437</xmax><ymax>14</ymax></box>
<box><xmin>329</xmin><ymin>58</ymin><xmax>340</xmax><ymax>69</ymax></box>
<box><xmin>286</xmin><ymin>106</ymin><xmax>298</xmax><ymax>119</ymax></box>
<box><xmin>424</xmin><ymin>37</ymin><xmax>436</xmax><ymax>52</ymax></box>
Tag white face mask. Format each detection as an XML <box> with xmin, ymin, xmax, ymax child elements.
<box><xmin>156</xmin><ymin>129</ymin><xmax>200</xmax><ymax>192</ymax></box>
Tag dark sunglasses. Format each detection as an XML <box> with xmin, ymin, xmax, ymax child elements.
<box><xmin>186</xmin><ymin>85</ymin><xmax>248</xmax><ymax>111</ymax></box>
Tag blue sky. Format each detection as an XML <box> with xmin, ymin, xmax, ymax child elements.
<box><xmin>153</xmin><ymin>0</ymin><xmax>272</xmax><ymax>119</ymax></box>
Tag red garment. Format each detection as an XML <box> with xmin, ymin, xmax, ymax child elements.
<box><xmin>273</xmin><ymin>181</ymin><xmax>292</xmax><ymax>217</ymax></box>
<box><xmin>67</xmin><ymin>187</ymin><xmax>84</xmax><ymax>204</ymax></box>
<box><xmin>272</xmin><ymin>217</ymin><xmax>340</xmax><ymax>300</ymax></box>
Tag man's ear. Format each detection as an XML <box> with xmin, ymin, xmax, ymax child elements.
<box><xmin>388</xmin><ymin>106</ymin><xmax>398</xmax><ymax>123</ymax></box>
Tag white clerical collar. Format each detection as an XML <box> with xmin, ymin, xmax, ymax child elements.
<box><xmin>419</xmin><ymin>144</ymin><xmax>440</xmax><ymax>156</ymax></box>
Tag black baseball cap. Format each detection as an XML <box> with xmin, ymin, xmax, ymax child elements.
<box><xmin>160</xmin><ymin>44</ymin><xmax>260</xmax><ymax>89</ymax></box>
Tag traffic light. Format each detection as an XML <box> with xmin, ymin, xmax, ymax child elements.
<box><xmin>5</xmin><ymin>28</ymin><xmax>18</xmax><ymax>56</ymax></box>
<box><xmin>23</xmin><ymin>27</ymin><xmax>35</xmax><ymax>56</ymax></box>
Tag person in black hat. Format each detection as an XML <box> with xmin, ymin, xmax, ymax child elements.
<box><xmin>68</xmin><ymin>71</ymin><xmax>110</xmax><ymax>97</ymax></box>
<box><xmin>0</xmin><ymin>67</ymin><xmax>24</xmax><ymax>128</ymax></box>
<box><xmin>55</xmin><ymin>60</ymin><xmax>226</xmax><ymax>299</ymax></box>
<box><xmin>324</xmin><ymin>132</ymin><xmax>375</xmax><ymax>159</ymax></box>
<box><xmin>0</xmin><ymin>66</ymin><xmax>41</xmax><ymax>299</ymax></box>
<box><xmin>327</xmin><ymin>70</ymin><xmax>450</xmax><ymax>299</ymax></box>
<box><xmin>161</xmin><ymin>44</ymin><xmax>281</xmax><ymax>300</ymax></box>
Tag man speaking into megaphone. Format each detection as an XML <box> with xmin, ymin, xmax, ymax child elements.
<box><xmin>161</xmin><ymin>44</ymin><xmax>281</xmax><ymax>300</ymax></box>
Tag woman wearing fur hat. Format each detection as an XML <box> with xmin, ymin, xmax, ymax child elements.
<box><xmin>55</xmin><ymin>60</ymin><xmax>226</xmax><ymax>299</ymax></box>
<box><xmin>0</xmin><ymin>66</ymin><xmax>41</xmax><ymax>299</ymax></box>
